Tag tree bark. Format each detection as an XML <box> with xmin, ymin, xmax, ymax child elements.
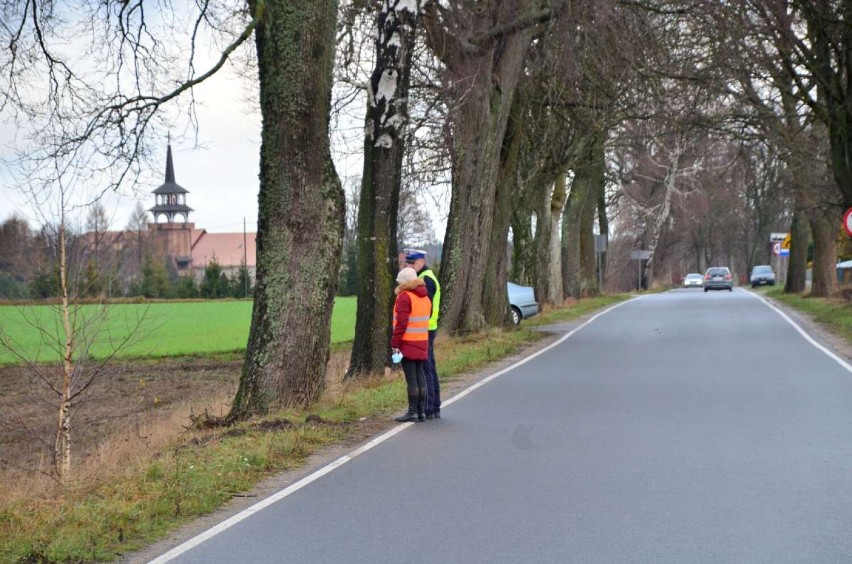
<box><xmin>348</xmin><ymin>0</ymin><xmax>418</xmax><ymax>378</ymax></box>
<box><xmin>438</xmin><ymin>27</ymin><xmax>535</xmax><ymax>333</ymax></box>
<box><xmin>561</xmin><ymin>174</ymin><xmax>583</xmax><ymax>300</ymax></box>
<box><xmin>579</xmin><ymin>133</ymin><xmax>605</xmax><ymax>296</ymax></box>
<box><xmin>597</xmin><ymin>184</ymin><xmax>608</xmax><ymax>289</ymax></box>
<box><xmin>810</xmin><ymin>210</ymin><xmax>839</xmax><ymax>297</ymax></box>
<box><xmin>784</xmin><ymin>205</ymin><xmax>810</xmax><ymax>293</ymax></box>
<box><xmin>485</xmin><ymin>93</ymin><xmax>526</xmax><ymax>325</ymax></box>
<box><xmin>56</xmin><ymin>220</ymin><xmax>72</xmax><ymax>484</ymax></box>
<box><xmin>539</xmin><ymin>172</ymin><xmax>568</xmax><ymax>305</ymax></box>
<box><xmin>531</xmin><ymin>173</ymin><xmax>566</xmax><ymax>307</ymax></box>
<box><xmin>231</xmin><ymin>0</ymin><xmax>344</xmax><ymax>417</ymax></box>
<box><xmin>561</xmin><ymin>131</ymin><xmax>603</xmax><ymax>299</ymax></box>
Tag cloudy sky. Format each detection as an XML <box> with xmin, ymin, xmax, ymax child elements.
<box><xmin>0</xmin><ymin>8</ymin><xmax>445</xmax><ymax>240</ymax></box>
<box><xmin>0</xmin><ymin>63</ymin><xmax>263</xmax><ymax>233</ymax></box>
<box><xmin>0</xmin><ymin>63</ymin><xmax>370</xmax><ymax>236</ymax></box>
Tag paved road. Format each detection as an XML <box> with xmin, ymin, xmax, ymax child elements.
<box><xmin>154</xmin><ymin>289</ymin><xmax>852</xmax><ymax>563</ymax></box>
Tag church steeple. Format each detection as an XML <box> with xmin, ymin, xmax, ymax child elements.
<box><xmin>165</xmin><ymin>144</ymin><xmax>176</xmax><ymax>184</ymax></box>
<box><xmin>149</xmin><ymin>143</ymin><xmax>193</xmax><ymax>224</ymax></box>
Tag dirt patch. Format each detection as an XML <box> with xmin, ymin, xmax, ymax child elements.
<box><xmin>0</xmin><ymin>357</ymin><xmax>240</xmax><ymax>482</ymax></box>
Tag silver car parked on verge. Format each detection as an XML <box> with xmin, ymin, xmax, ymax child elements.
<box><xmin>508</xmin><ymin>282</ymin><xmax>539</xmax><ymax>325</ymax></box>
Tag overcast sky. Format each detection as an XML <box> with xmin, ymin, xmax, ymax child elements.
<box><xmin>0</xmin><ymin>11</ymin><xmax>447</xmax><ymax>240</ymax></box>
<box><xmin>0</xmin><ymin>64</ymin><xmax>374</xmax><ymax>235</ymax></box>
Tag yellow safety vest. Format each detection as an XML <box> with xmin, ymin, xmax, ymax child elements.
<box><xmin>419</xmin><ymin>269</ymin><xmax>440</xmax><ymax>331</ymax></box>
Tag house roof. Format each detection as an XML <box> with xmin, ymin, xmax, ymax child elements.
<box><xmin>191</xmin><ymin>232</ymin><xmax>257</xmax><ymax>268</ymax></box>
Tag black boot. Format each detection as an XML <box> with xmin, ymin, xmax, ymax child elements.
<box><xmin>394</xmin><ymin>390</ymin><xmax>419</xmax><ymax>422</ymax></box>
<box><xmin>417</xmin><ymin>387</ymin><xmax>427</xmax><ymax>422</ymax></box>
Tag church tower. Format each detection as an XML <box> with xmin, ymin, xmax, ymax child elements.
<box><xmin>149</xmin><ymin>144</ymin><xmax>193</xmax><ymax>224</ymax></box>
<box><xmin>147</xmin><ymin>144</ymin><xmax>196</xmax><ymax>273</ymax></box>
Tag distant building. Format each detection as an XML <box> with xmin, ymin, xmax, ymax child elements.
<box><xmin>84</xmin><ymin>144</ymin><xmax>257</xmax><ymax>282</ymax></box>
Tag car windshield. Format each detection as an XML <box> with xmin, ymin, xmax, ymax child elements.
<box><xmin>753</xmin><ymin>266</ymin><xmax>772</xmax><ymax>274</ymax></box>
<box><xmin>707</xmin><ymin>268</ymin><xmax>728</xmax><ymax>275</ymax></box>
<box><xmin>686</xmin><ymin>274</ymin><xmax>702</xmax><ymax>279</ymax></box>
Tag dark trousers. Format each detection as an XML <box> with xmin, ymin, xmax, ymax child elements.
<box><xmin>424</xmin><ymin>330</ymin><xmax>441</xmax><ymax>413</ymax></box>
<box><xmin>401</xmin><ymin>358</ymin><xmax>426</xmax><ymax>390</ymax></box>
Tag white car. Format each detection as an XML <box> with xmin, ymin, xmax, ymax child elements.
<box><xmin>683</xmin><ymin>273</ymin><xmax>704</xmax><ymax>288</ymax></box>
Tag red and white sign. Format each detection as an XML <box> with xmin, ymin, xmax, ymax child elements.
<box><xmin>844</xmin><ymin>207</ymin><xmax>852</xmax><ymax>237</ymax></box>
<box><xmin>772</xmin><ymin>242</ymin><xmax>781</xmax><ymax>256</ymax></box>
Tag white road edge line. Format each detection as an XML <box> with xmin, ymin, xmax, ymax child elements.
<box><xmin>148</xmin><ymin>297</ymin><xmax>639</xmax><ymax>563</ymax></box>
<box><xmin>745</xmin><ymin>291</ymin><xmax>852</xmax><ymax>374</ymax></box>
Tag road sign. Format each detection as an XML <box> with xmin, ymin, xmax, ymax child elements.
<box><xmin>844</xmin><ymin>208</ymin><xmax>852</xmax><ymax>237</ymax></box>
<box><xmin>630</xmin><ymin>250</ymin><xmax>651</xmax><ymax>260</ymax></box>
<box><xmin>770</xmin><ymin>232</ymin><xmax>788</xmax><ymax>242</ymax></box>
<box><xmin>782</xmin><ymin>233</ymin><xmax>791</xmax><ymax>250</ymax></box>
<box><xmin>772</xmin><ymin>242</ymin><xmax>781</xmax><ymax>256</ymax></box>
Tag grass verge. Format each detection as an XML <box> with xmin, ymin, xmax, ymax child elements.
<box><xmin>0</xmin><ymin>294</ymin><xmax>629</xmax><ymax>563</ymax></box>
<box><xmin>764</xmin><ymin>286</ymin><xmax>852</xmax><ymax>343</ymax></box>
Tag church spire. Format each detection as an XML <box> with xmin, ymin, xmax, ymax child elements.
<box><xmin>165</xmin><ymin>143</ymin><xmax>176</xmax><ymax>184</ymax></box>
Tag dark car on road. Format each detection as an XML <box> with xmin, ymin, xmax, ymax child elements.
<box><xmin>750</xmin><ymin>265</ymin><xmax>776</xmax><ymax>287</ymax></box>
<box><xmin>704</xmin><ymin>266</ymin><xmax>733</xmax><ymax>292</ymax></box>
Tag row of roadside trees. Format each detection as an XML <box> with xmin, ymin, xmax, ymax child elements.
<box><xmin>6</xmin><ymin>0</ymin><xmax>852</xmax><ymax>483</ymax></box>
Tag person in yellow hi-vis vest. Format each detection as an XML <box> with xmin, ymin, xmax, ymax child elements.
<box><xmin>405</xmin><ymin>249</ymin><xmax>441</xmax><ymax>419</ymax></box>
<box><xmin>391</xmin><ymin>266</ymin><xmax>431</xmax><ymax>422</ymax></box>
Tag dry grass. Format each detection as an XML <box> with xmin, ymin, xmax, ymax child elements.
<box><xmin>0</xmin><ymin>350</ymin><xmax>361</xmax><ymax>507</ymax></box>
<box><xmin>0</xmin><ymin>296</ymin><xmax>633</xmax><ymax>561</ymax></box>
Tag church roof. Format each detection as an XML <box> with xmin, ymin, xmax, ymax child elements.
<box><xmin>191</xmin><ymin>232</ymin><xmax>257</xmax><ymax>268</ymax></box>
<box><xmin>152</xmin><ymin>145</ymin><xmax>189</xmax><ymax>195</ymax></box>
<box><xmin>149</xmin><ymin>203</ymin><xmax>194</xmax><ymax>213</ymax></box>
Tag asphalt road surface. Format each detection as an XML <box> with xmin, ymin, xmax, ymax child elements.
<box><xmin>152</xmin><ymin>289</ymin><xmax>852</xmax><ymax>563</ymax></box>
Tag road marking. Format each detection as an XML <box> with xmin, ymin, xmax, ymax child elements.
<box><xmin>148</xmin><ymin>297</ymin><xmax>638</xmax><ymax>563</ymax></box>
<box><xmin>746</xmin><ymin>291</ymin><xmax>852</xmax><ymax>374</ymax></box>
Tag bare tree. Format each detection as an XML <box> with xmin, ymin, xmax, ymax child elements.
<box><xmin>423</xmin><ymin>0</ymin><xmax>564</xmax><ymax>332</ymax></box>
<box><xmin>2</xmin><ymin>1</ymin><xmax>349</xmax><ymax>415</ymax></box>
<box><xmin>348</xmin><ymin>0</ymin><xmax>421</xmax><ymax>378</ymax></box>
<box><xmin>0</xmin><ymin>175</ymin><xmax>144</xmax><ymax>488</ymax></box>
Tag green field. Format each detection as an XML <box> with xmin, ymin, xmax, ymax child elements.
<box><xmin>0</xmin><ymin>298</ymin><xmax>357</xmax><ymax>365</ymax></box>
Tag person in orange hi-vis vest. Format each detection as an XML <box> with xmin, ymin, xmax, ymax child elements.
<box><xmin>391</xmin><ymin>266</ymin><xmax>431</xmax><ymax>422</ymax></box>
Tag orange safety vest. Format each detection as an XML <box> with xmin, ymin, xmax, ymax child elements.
<box><xmin>393</xmin><ymin>291</ymin><xmax>431</xmax><ymax>342</ymax></box>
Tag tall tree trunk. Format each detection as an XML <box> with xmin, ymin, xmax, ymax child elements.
<box><xmin>785</xmin><ymin>205</ymin><xmax>810</xmax><ymax>293</ymax></box>
<box><xmin>231</xmin><ymin>0</ymin><xmax>344</xmax><ymax>418</ymax></box>
<box><xmin>510</xmin><ymin>208</ymin><xmax>532</xmax><ymax>284</ymax></box>
<box><xmin>548</xmin><ymin>174</ymin><xmax>568</xmax><ymax>305</ymax></box>
<box><xmin>597</xmin><ymin>184</ymin><xmax>608</xmax><ymax>289</ymax></box>
<box><xmin>532</xmin><ymin>174</ymin><xmax>566</xmax><ymax>307</ymax></box>
<box><xmin>485</xmin><ymin>93</ymin><xmax>526</xmax><ymax>325</ymax></box>
<box><xmin>56</xmin><ymin>219</ymin><xmax>72</xmax><ymax>484</ymax></box>
<box><xmin>562</xmin><ymin>132</ymin><xmax>600</xmax><ymax>299</ymax></box>
<box><xmin>810</xmin><ymin>211</ymin><xmax>838</xmax><ymax>297</ymax></box>
<box><xmin>348</xmin><ymin>0</ymin><xmax>418</xmax><ymax>377</ymax></box>
<box><xmin>561</xmin><ymin>175</ymin><xmax>583</xmax><ymax>300</ymax></box>
<box><xmin>643</xmin><ymin>139</ymin><xmax>683</xmax><ymax>285</ymax></box>
<box><xmin>579</xmin><ymin>133</ymin><xmax>605</xmax><ymax>296</ymax></box>
<box><xmin>439</xmin><ymin>29</ymin><xmax>534</xmax><ymax>333</ymax></box>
